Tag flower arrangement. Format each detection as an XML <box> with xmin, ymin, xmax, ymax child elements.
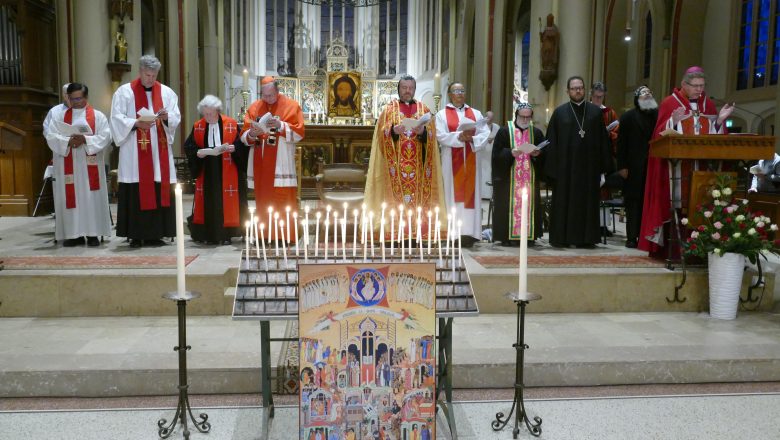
<box><xmin>682</xmin><ymin>174</ymin><xmax>780</xmax><ymax>264</ymax></box>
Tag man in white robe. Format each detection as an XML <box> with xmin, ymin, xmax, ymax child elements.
<box><xmin>110</xmin><ymin>55</ymin><xmax>181</xmax><ymax>248</ymax></box>
<box><xmin>435</xmin><ymin>82</ymin><xmax>491</xmax><ymax>245</ymax></box>
<box><xmin>44</xmin><ymin>83</ymin><xmax>112</xmax><ymax>246</ymax></box>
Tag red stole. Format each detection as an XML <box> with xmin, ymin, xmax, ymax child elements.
<box><xmin>191</xmin><ymin>117</ymin><xmax>240</xmax><ymax>227</ymax></box>
<box><xmin>131</xmin><ymin>79</ymin><xmax>171</xmax><ymax>211</ymax></box>
<box><xmin>62</xmin><ymin>106</ymin><xmax>99</xmax><ymax>209</ymax></box>
<box><xmin>445</xmin><ymin>106</ymin><xmax>477</xmax><ymax>209</ymax></box>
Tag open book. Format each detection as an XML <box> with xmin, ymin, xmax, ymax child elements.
<box><xmin>136</xmin><ymin>107</ymin><xmax>158</xmax><ymax>123</ymax></box>
<box><xmin>196</xmin><ymin>144</ymin><xmax>232</xmax><ymax>158</ymax></box>
<box><xmin>400</xmin><ymin>112</ymin><xmax>432</xmax><ymax>130</ymax></box>
<box><xmin>512</xmin><ymin>139</ymin><xmax>550</xmax><ymax>155</ymax></box>
<box><xmin>54</xmin><ymin>120</ymin><xmax>93</xmax><ymax>136</ymax></box>
<box><xmin>251</xmin><ymin>112</ymin><xmax>275</xmax><ymax>133</ymax></box>
<box><xmin>457</xmin><ymin>118</ymin><xmax>477</xmax><ymax>132</ymax></box>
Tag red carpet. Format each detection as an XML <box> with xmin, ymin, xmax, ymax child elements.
<box><xmin>0</xmin><ymin>255</ymin><xmax>198</xmax><ymax>270</ymax></box>
<box><xmin>473</xmin><ymin>255</ymin><xmax>664</xmax><ymax>268</ymax></box>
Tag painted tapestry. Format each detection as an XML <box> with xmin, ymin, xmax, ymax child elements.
<box><xmin>299</xmin><ymin>263</ymin><xmax>437</xmax><ymax>440</ymax></box>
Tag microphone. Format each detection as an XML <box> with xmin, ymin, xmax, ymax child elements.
<box><xmin>709</xmin><ymin>96</ymin><xmax>767</xmax><ymax>134</ymax></box>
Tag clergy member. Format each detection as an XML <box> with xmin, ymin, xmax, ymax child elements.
<box><xmin>184</xmin><ymin>95</ymin><xmax>247</xmax><ymax>245</ymax></box>
<box><xmin>42</xmin><ymin>83</ymin><xmax>71</xmax><ymax>134</ymax></box>
<box><xmin>364</xmin><ymin>74</ymin><xmax>445</xmax><ymax>239</ymax></box>
<box><xmin>544</xmin><ymin>76</ymin><xmax>612</xmax><ymax>248</ymax></box>
<box><xmin>110</xmin><ymin>55</ymin><xmax>181</xmax><ymax>248</ymax></box>
<box><xmin>491</xmin><ymin>103</ymin><xmax>547</xmax><ymax>246</ymax></box>
<box><xmin>638</xmin><ymin>66</ymin><xmax>734</xmax><ymax>254</ymax></box>
<box><xmin>616</xmin><ymin>85</ymin><xmax>658</xmax><ymax>248</ymax></box>
<box><xmin>435</xmin><ymin>82</ymin><xmax>491</xmax><ymax>247</ymax></box>
<box><xmin>590</xmin><ymin>81</ymin><xmax>620</xmax><ymax>237</ymax></box>
<box><xmin>44</xmin><ymin>83</ymin><xmax>112</xmax><ymax>247</ymax></box>
<box><xmin>240</xmin><ymin>76</ymin><xmax>305</xmax><ymax>214</ymax></box>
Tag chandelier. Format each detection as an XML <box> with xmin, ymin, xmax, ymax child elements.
<box><xmin>297</xmin><ymin>0</ymin><xmax>388</xmax><ymax>6</ymax></box>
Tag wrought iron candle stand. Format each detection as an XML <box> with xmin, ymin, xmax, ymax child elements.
<box><xmin>157</xmin><ymin>290</ymin><xmax>211</xmax><ymax>439</ymax></box>
<box><xmin>492</xmin><ymin>290</ymin><xmax>542</xmax><ymax>438</ymax></box>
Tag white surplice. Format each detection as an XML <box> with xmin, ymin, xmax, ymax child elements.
<box><xmin>435</xmin><ymin>103</ymin><xmax>491</xmax><ymax>239</ymax></box>
<box><xmin>44</xmin><ymin>106</ymin><xmax>112</xmax><ymax>240</ymax></box>
<box><xmin>109</xmin><ymin>83</ymin><xmax>181</xmax><ymax>183</ymax></box>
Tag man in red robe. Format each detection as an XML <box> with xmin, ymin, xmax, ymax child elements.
<box><xmin>638</xmin><ymin>66</ymin><xmax>734</xmax><ymax>255</ymax></box>
<box><xmin>241</xmin><ymin>76</ymin><xmax>305</xmax><ymax>215</ymax></box>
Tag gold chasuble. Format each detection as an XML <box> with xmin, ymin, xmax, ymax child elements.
<box><xmin>365</xmin><ymin>99</ymin><xmax>445</xmax><ymax>239</ymax></box>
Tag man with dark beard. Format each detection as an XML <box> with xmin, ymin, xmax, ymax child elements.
<box><xmin>617</xmin><ymin>86</ymin><xmax>658</xmax><ymax>248</ymax></box>
<box><xmin>491</xmin><ymin>103</ymin><xmax>546</xmax><ymax>246</ymax></box>
<box><xmin>544</xmin><ymin>76</ymin><xmax>612</xmax><ymax>248</ymax></box>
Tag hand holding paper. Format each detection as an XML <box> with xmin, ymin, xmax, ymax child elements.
<box><xmin>400</xmin><ymin>112</ymin><xmax>432</xmax><ymax>130</ymax></box>
<box><xmin>136</xmin><ymin>107</ymin><xmax>157</xmax><ymax>122</ymax></box>
<box><xmin>251</xmin><ymin>112</ymin><xmax>274</xmax><ymax>133</ymax></box>
<box><xmin>196</xmin><ymin>143</ymin><xmax>233</xmax><ymax>158</ymax></box>
<box><xmin>606</xmin><ymin>120</ymin><xmax>619</xmax><ymax>131</ymax></box>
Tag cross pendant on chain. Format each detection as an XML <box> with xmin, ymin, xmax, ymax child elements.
<box><xmin>578</xmin><ymin>129</ymin><xmax>585</xmax><ymax>138</ymax></box>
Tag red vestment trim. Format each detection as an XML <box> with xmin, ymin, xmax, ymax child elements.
<box><xmin>131</xmin><ymin>79</ymin><xmax>171</xmax><ymax>211</ymax></box>
<box><xmin>445</xmin><ymin>106</ymin><xmax>477</xmax><ymax>209</ymax></box>
<box><xmin>62</xmin><ymin>105</ymin><xmax>99</xmax><ymax>209</ymax></box>
<box><xmin>192</xmin><ymin>116</ymin><xmax>240</xmax><ymax>227</ymax></box>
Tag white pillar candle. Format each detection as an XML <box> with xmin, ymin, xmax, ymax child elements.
<box><xmin>274</xmin><ymin>212</ymin><xmax>280</xmax><ymax>256</ymax></box>
<box><xmin>353</xmin><ymin>209</ymin><xmax>359</xmax><ymax>257</ymax></box>
<box><xmin>293</xmin><ymin>212</ymin><xmax>299</xmax><ymax>256</ymax></box>
<box><xmin>174</xmin><ymin>185</ymin><xmax>186</xmax><ymax>295</ymax></box>
<box><xmin>260</xmin><ymin>223</ymin><xmax>267</xmax><ymax>264</ymax></box>
<box><xmin>314</xmin><ymin>212</ymin><xmax>321</xmax><ymax>258</ymax></box>
<box><xmin>427</xmin><ymin>210</ymin><xmax>432</xmax><ymax>254</ymax></box>
<box><xmin>458</xmin><ymin>220</ymin><xmax>463</xmax><ymax>268</ymax></box>
<box><xmin>445</xmin><ymin>214</ymin><xmax>452</xmax><ymax>256</ymax></box>
<box><xmin>434</xmin><ymin>206</ymin><xmax>440</xmax><ymax>232</ymax></box>
<box><xmin>400</xmin><ymin>220</ymin><xmax>405</xmax><ymax>262</ymax></box>
<box><xmin>267</xmin><ymin>207</ymin><xmax>274</xmax><ymax>244</ymax></box>
<box><xmin>369</xmin><ymin>212</ymin><xmax>375</xmax><ymax>257</ymax></box>
<box><xmin>325</xmin><ymin>204</ymin><xmax>332</xmax><ymax>226</ymax></box>
<box><xmin>416</xmin><ymin>206</ymin><xmax>422</xmax><ymax>239</ymax></box>
<box><xmin>418</xmin><ymin>219</ymin><xmax>423</xmax><ymax>262</ymax></box>
<box><xmin>363</xmin><ymin>218</ymin><xmax>368</xmax><ymax>262</ymax></box>
<box><xmin>253</xmin><ymin>217</ymin><xmax>260</xmax><ymax>258</ymax></box>
<box><xmin>360</xmin><ymin>203</ymin><xmax>367</xmax><ymax>244</ymax></box>
<box><xmin>279</xmin><ymin>220</ymin><xmax>288</xmax><ymax>266</ymax></box>
<box><xmin>244</xmin><ymin>221</ymin><xmax>250</xmax><ymax>264</ymax></box>
<box><xmin>380</xmin><ymin>218</ymin><xmax>386</xmax><ymax>262</ymax></box>
<box><xmin>519</xmin><ymin>188</ymin><xmax>529</xmax><ymax>295</ymax></box>
<box><xmin>248</xmin><ymin>206</ymin><xmax>255</xmax><ymax>244</ymax></box>
<box><xmin>390</xmin><ymin>209</ymin><xmax>396</xmax><ymax>256</ymax></box>
<box><xmin>341</xmin><ymin>218</ymin><xmax>347</xmax><ymax>261</ymax></box>
<box><xmin>436</xmin><ymin>220</ymin><xmax>443</xmax><ymax>264</ymax></box>
<box><xmin>302</xmin><ymin>220</ymin><xmax>308</xmax><ymax>263</ymax></box>
<box><xmin>285</xmin><ymin>206</ymin><xmax>291</xmax><ymax>245</ymax></box>
<box><xmin>397</xmin><ymin>204</ymin><xmax>404</xmax><ymax>247</ymax></box>
<box><xmin>342</xmin><ymin>202</ymin><xmax>348</xmax><ymax>238</ymax></box>
<box><xmin>450</xmin><ymin>206</ymin><xmax>457</xmax><ymax>254</ymax></box>
<box><xmin>333</xmin><ymin>212</ymin><xmax>339</xmax><ymax>258</ymax></box>
<box><xmin>324</xmin><ymin>219</ymin><xmax>330</xmax><ymax>260</ymax></box>
<box><xmin>380</xmin><ymin>202</ymin><xmax>387</xmax><ymax>240</ymax></box>
<box><xmin>407</xmin><ymin>210</ymin><xmax>413</xmax><ymax>251</ymax></box>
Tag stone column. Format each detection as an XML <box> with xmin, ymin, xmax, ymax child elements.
<box><xmin>556</xmin><ymin>0</ymin><xmax>593</xmax><ymax>104</ymax></box>
<box><xmin>527</xmin><ymin>0</ymin><xmax>552</xmax><ymax>128</ymax></box>
<box><xmin>72</xmin><ymin>0</ymin><xmax>112</xmax><ymax>114</ymax></box>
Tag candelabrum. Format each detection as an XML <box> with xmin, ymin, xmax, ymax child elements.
<box><xmin>433</xmin><ymin>94</ymin><xmax>441</xmax><ymax>113</ymax></box>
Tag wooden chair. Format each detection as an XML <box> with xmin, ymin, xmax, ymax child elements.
<box><xmin>314</xmin><ymin>163</ymin><xmax>367</xmax><ymax>207</ymax></box>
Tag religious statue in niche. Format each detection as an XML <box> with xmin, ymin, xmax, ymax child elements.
<box><xmin>328</xmin><ymin>72</ymin><xmax>362</xmax><ymax>118</ymax></box>
<box><xmin>114</xmin><ymin>30</ymin><xmax>128</xmax><ymax>63</ymax></box>
<box><xmin>539</xmin><ymin>13</ymin><xmax>559</xmax><ymax>91</ymax></box>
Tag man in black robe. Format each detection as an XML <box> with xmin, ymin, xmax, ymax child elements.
<box><xmin>616</xmin><ymin>85</ymin><xmax>658</xmax><ymax>248</ymax></box>
<box><xmin>492</xmin><ymin>103</ymin><xmax>547</xmax><ymax>246</ymax></box>
<box><xmin>184</xmin><ymin>95</ymin><xmax>248</xmax><ymax>245</ymax></box>
<box><xmin>544</xmin><ymin>76</ymin><xmax>612</xmax><ymax>248</ymax></box>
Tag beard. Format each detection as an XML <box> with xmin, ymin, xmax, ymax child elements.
<box><xmin>638</xmin><ymin>97</ymin><xmax>658</xmax><ymax>111</ymax></box>
<box><xmin>516</xmin><ymin>121</ymin><xmax>530</xmax><ymax>130</ymax></box>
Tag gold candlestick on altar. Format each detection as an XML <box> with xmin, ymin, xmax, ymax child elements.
<box><xmin>239</xmin><ymin>90</ymin><xmax>250</xmax><ymax>123</ymax></box>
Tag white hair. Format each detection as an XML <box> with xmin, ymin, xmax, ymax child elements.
<box><xmin>139</xmin><ymin>55</ymin><xmax>162</xmax><ymax>71</ymax></box>
<box><xmin>61</xmin><ymin>83</ymin><xmax>70</xmax><ymax>94</ymax></box>
<box><xmin>197</xmin><ymin>95</ymin><xmax>223</xmax><ymax>113</ymax></box>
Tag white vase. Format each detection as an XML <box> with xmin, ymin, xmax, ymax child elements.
<box><xmin>707</xmin><ymin>252</ymin><xmax>745</xmax><ymax>320</ymax></box>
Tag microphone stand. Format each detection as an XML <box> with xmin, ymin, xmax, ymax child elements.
<box><xmin>709</xmin><ymin>95</ymin><xmax>767</xmax><ymax>134</ymax></box>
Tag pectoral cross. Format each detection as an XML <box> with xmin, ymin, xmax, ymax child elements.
<box><xmin>578</xmin><ymin>129</ymin><xmax>585</xmax><ymax>138</ymax></box>
<box><xmin>194</xmin><ymin>125</ymin><xmax>206</xmax><ymax>133</ymax></box>
<box><xmin>138</xmin><ymin>132</ymin><xmax>150</xmax><ymax>151</ymax></box>
<box><xmin>224</xmin><ymin>184</ymin><xmax>238</xmax><ymax>198</ymax></box>
<box><xmin>225</xmin><ymin>124</ymin><xmax>237</xmax><ymax>134</ymax></box>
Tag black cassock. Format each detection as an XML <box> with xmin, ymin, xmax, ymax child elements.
<box><xmin>544</xmin><ymin>101</ymin><xmax>612</xmax><ymax>246</ymax></box>
<box><xmin>183</xmin><ymin>116</ymin><xmax>249</xmax><ymax>243</ymax></box>
<box><xmin>491</xmin><ymin>124</ymin><xmax>547</xmax><ymax>243</ymax></box>
<box><xmin>616</xmin><ymin>107</ymin><xmax>658</xmax><ymax>242</ymax></box>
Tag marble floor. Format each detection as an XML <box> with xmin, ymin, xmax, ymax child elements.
<box><xmin>1</xmin><ymin>391</ymin><xmax>779</xmax><ymax>439</ymax></box>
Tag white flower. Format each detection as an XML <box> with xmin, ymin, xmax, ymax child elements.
<box><xmin>714</xmin><ymin>248</ymin><xmax>721</xmax><ymax>255</ymax></box>
<box><xmin>736</xmin><ymin>215</ymin><xmax>745</xmax><ymax>222</ymax></box>
<box><xmin>713</xmin><ymin>221</ymin><xmax>723</xmax><ymax>229</ymax></box>
<box><xmin>681</xmin><ymin>218</ymin><xmax>689</xmax><ymax>225</ymax></box>
<box><xmin>733</xmin><ymin>232</ymin><xmax>741</xmax><ymax>238</ymax></box>
<box><xmin>726</xmin><ymin>206</ymin><xmax>736</xmax><ymax>214</ymax></box>
<box><xmin>712</xmin><ymin>232</ymin><xmax>721</xmax><ymax>240</ymax></box>
<box><xmin>757</xmin><ymin>221</ymin><xmax>766</xmax><ymax>228</ymax></box>
<box><xmin>713</xmin><ymin>200</ymin><xmax>721</xmax><ymax>207</ymax></box>
<box><xmin>691</xmin><ymin>231</ymin><xmax>699</xmax><ymax>239</ymax></box>
<box><xmin>743</xmin><ymin>199</ymin><xmax>749</xmax><ymax>205</ymax></box>
<box><xmin>704</xmin><ymin>211</ymin><xmax>713</xmax><ymax>218</ymax></box>
<box><xmin>748</xmin><ymin>228</ymin><xmax>757</xmax><ymax>235</ymax></box>
<box><xmin>722</xmin><ymin>187</ymin><xmax>732</xmax><ymax>196</ymax></box>
<box><xmin>711</xmin><ymin>189</ymin><xmax>721</xmax><ymax>198</ymax></box>
<box><xmin>772</xmin><ymin>224</ymin><xmax>778</xmax><ymax>231</ymax></box>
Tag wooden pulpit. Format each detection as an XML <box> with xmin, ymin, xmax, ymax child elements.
<box><xmin>649</xmin><ymin>134</ymin><xmax>775</xmax><ymax>161</ymax></box>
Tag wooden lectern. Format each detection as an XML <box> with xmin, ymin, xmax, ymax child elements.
<box><xmin>648</xmin><ymin>134</ymin><xmax>776</xmax><ymax>302</ymax></box>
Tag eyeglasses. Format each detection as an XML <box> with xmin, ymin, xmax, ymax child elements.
<box><xmin>516</xmin><ymin>115</ymin><xmax>533</xmax><ymax>120</ymax></box>
<box><xmin>69</xmin><ymin>96</ymin><xmax>85</xmax><ymax>102</ymax></box>
<box><xmin>450</xmin><ymin>90</ymin><xmax>466</xmax><ymax>95</ymax></box>
<box><xmin>684</xmin><ymin>82</ymin><xmax>705</xmax><ymax>89</ymax></box>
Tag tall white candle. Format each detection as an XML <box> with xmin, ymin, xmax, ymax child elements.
<box><xmin>380</xmin><ymin>202</ymin><xmax>387</xmax><ymax>240</ymax></box>
<box><xmin>248</xmin><ymin>206</ymin><xmax>256</xmax><ymax>245</ymax></box>
<box><xmin>293</xmin><ymin>212</ymin><xmax>299</xmax><ymax>256</ymax></box>
<box><xmin>418</xmin><ymin>219</ymin><xmax>423</xmax><ymax>262</ymax></box>
<box><xmin>445</xmin><ymin>214</ymin><xmax>452</xmax><ymax>256</ymax></box>
<box><xmin>369</xmin><ymin>211</ymin><xmax>375</xmax><ymax>257</ymax></box>
<box><xmin>398</xmin><ymin>204</ymin><xmax>404</xmax><ymax>246</ymax></box>
<box><xmin>457</xmin><ymin>220</ymin><xmax>463</xmax><ymax>268</ymax></box>
<box><xmin>400</xmin><ymin>220</ymin><xmax>405</xmax><ymax>262</ymax></box>
<box><xmin>302</xmin><ymin>220</ymin><xmax>308</xmax><ymax>263</ymax></box>
<box><xmin>390</xmin><ymin>209</ymin><xmax>396</xmax><ymax>256</ymax></box>
<box><xmin>279</xmin><ymin>220</ymin><xmax>288</xmax><ymax>266</ymax></box>
<box><xmin>407</xmin><ymin>210</ymin><xmax>413</xmax><ymax>251</ymax></box>
<box><xmin>341</xmin><ymin>218</ymin><xmax>347</xmax><ymax>261</ymax></box>
<box><xmin>304</xmin><ymin>205</ymin><xmax>310</xmax><ymax>245</ymax></box>
<box><xmin>353</xmin><ymin>209</ymin><xmax>359</xmax><ymax>257</ymax></box>
<box><xmin>260</xmin><ymin>223</ymin><xmax>267</xmax><ymax>264</ymax></box>
<box><xmin>285</xmin><ymin>206</ymin><xmax>291</xmax><ymax>245</ymax></box>
<box><xmin>416</xmin><ymin>206</ymin><xmax>422</xmax><ymax>239</ymax></box>
<box><xmin>174</xmin><ymin>185</ymin><xmax>186</xmax><ymax>295</ymax></box>
<box><xmin>427</xmin><ymin>210</ymin><xmax>432</xmax><ymax>254</ymax></box>
<box><xmin>360</xmin><ymin>203</ymin><xmax>367</xmax><ymax>244</ymax></box>
<box><xmin>436</xmin><ymin>220</ymin><xmax>443</xmax><ymax>264</ymax></box>
<box><xmin>325</xmin><ymin>204</ymin><xmax>332</xmax><ymax>226</ymax></box>
<box><xmin>342</xmin><ymin>202</ymin><xmax>348</xmax><ymax>238</ymax></box>
<box><xmin>242</xmin><ymin>68</ymin><xmax>249</xmax><ymax>90</ymax></box>
<box><xmin>324</xmin><ymin>218</ymin><xmax>330</xmax><ymax>260</ymax></box>
<box><xmin>274</xmin><ymin>212</ymin><xmax>280</xmax><ymax>256</ymax></box>
<box><xmin>333</xmin><ymin>212</ymin><xmax>339</xmax><ymax>258</ymax></box>
<box><xmin>363</xmin><ymin>218</ymin><xmax>368</xmax><ymax>262</ymax></box>
<box><xmin>244</xmin><ymin>221</ymin><xmax>250</xmax><ymax>264</ymax></box>
<box><xmin>267</xmin><ymin>207</ymin><xmax>274</xmax><ymax>244</ymax></box>
<box><xmin>314</xmin><ymin>212</ymin><xmax>321</xmax><ymax>258</ymax></box>
<box><xmin>253</xmin><ymin>217</ymin><xmax>260</xmax><ymax>258</ymax></box>
<box><xmin>380</xmin><ymin>218</ymin><xmax>386</xmax><ymax>262</ymax></box>
<box><xmin>519</xmin><ymin>188</ymin><xmax>529</xmax><ymax>295</ymax></box>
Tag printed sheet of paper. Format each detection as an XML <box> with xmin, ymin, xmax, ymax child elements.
<box><xmin>400</xmin><ymin>112</ymin><xmax>432</xmax><ymax>130</ymax></box>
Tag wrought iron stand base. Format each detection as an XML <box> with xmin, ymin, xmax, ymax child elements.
<box><xmin>492</xmin><ymin>291</ymin><xmax>542</xmax><ymax>438</ymax></box>
<box><xmin>157</xmin><ymin>291</ymin><xmax>211</xmax><ymax>439</ymax></box>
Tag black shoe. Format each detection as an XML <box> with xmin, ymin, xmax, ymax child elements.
<box><xmin>86</xmin><ymin>236</ymin><xmax>100</xmax><ymax>247</ymax></box>
<box><xmin>129</xmin><ymin>239</ymin><xmax>142</xmax><ymax>248</ymax></box>
<box><xmin>625</xmin><ymin>239</ymin><xmax>638</xmax><ymax>248</ymax></box>
<box><xmin>576</xmin><ymin>243</ymin><xmax>597</xmax><ymax>249</ymax></box>
<box><xmin>221</xmin><ymin>239</ymin><xmax>232</xmax><ymax>246</ymax></box>
<box><xmin>63</xmin><ymin>237</ymin><xmax>84</xmax><ymax>247</ymax></box>
<box><xmin>144</xmin><ymin>239</ymin><xmax>167</xmax><ymax>247</ymax></box>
